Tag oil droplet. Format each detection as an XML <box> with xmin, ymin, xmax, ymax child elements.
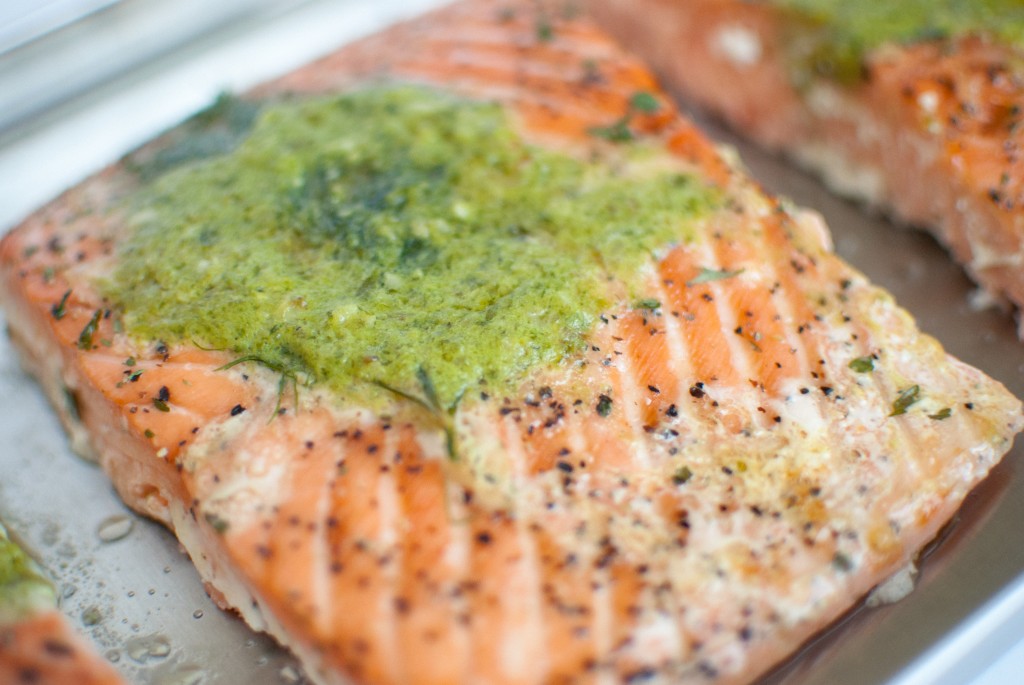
<box><xmin>192</xmin><ymin>609</ymin><xmax>204</xmax><ymax>619</ymax></box>
<box><xmin>97</xmin><ymin>514</ymin><xmax>134</xmax><ymax>543</ymax></box>
<box><xmin>155</xmin><ymin>665</ymin><xmax>205</xmax><ymax>685</ymax></box>
<box><xmin>81</xmin><ymin>606</ymin><xmax>103</xmax><ymax>626</ymax></box>
<box><xmin>62</xmin><ymin>584</ymin><xmax>77</xmax><ymax>599</ymax></box>
<box><xmin>126</xmin><ymin>634</ymin><xmax>172</xmax><ymax>664</ymax></box>
<box><xmin>105</xmin><ymin>649</ymin><xmax>121</xmax><ymax>663</ymax></box>
<box><xmin>280</xmin><ymin>664</ymin><xmax>303</xmax><ymax>683</ymax></box>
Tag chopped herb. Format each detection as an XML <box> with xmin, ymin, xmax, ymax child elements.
<box><xmin>848</xmin><ymin>356</ymin><xmax>874</xmax><ymax>373</ymax></box>
<box><xmin>673</xmin><ymin>465</ymin><xmax>693</xmax><ymax>485</ymax></box>
<box><xmin>416</xmin><ymin>366</ymin><xmax>442</xmax><ymax>412</ymax></box>
<box><xmin>634</xmin><ymin>298</ymin><xmax>661</xmax><ymax>310</ymax></box>
<box><xmin>144</xmin><ymin>429</ymin><xmax>155</xmax><ymax>439</ymax></box>
<box><xmin>890</xmin><ymin>385</ymin><xmax>921</xmax><ymax>416</ymax></box>
<box><xmin>204</xmin><ymin>512</ymin><xmax>230</xmax><ymax>534</ymax></box>
<box><xmin>587</xmin><ymin>117</ymin><xmax>633</xmax><ymax>142</ymax></box>
<box><xmin>127</xmin><ymin>369</ymin><xmax>144</xmax><ymax>383</ymax></box>
<box><xmin>76</xmin><ymin>309</ymin><xmax>102</xmax><ymax>350</ymax></box>
<box><xmin>536</xmin><ymin>16</ymin><xmax>554</xmax><ymax>42</ymax></box>
<box><xmin>42</xmin><ymin>266</ymin><xmax>55</xmax><ymax>283</ymax></box>
<box><xmin>596</xmin><ymin>394</ymin><xmax>613</xmax><ymax>417</ymax></box>
<box><xmin>929</xmin><ymin>407</ymin><xmax>952</xmax><ymax>420</ymax></box>
<box><xmin>124</xmin><ymin>356</ymin><xmax>136</xmax><ymax>366</ymax></box>
<box><xmin>832</xmin><ymin>551</ymin><xmax>854</xmax><ymax>573</ymax></box>
<box><xmin>687</xmin><ymin>267</ymin><xmax>744</xmax><ymax>286</ymax></box>
<box><xmin>51</xmin><ymin>290</ymin><xmax>71</xmax><ymax>320</ymax></box>
<box><xmin>152</xmin><ymin>398</ymin><xmax>170</xmax><ymax>412</ymax></box>
<box><xmin>629</xmin><ymin>91</ymin><xmax>660</xmax><ymax>113</ymax></box>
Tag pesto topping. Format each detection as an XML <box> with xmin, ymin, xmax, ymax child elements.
<box><xmin>107</xmin><ymin>87</ymin><xmax>719</xmax><ymax>406</ymax></box>
<box><xmin>777</xmin><ymin>0</ymin><xmax>1024</xmax><ymax>83</ymax></box>
<box><xmin>0</xmin><ymin>524</ymin><xmax>56</xmax><ymax>624</ymax></box>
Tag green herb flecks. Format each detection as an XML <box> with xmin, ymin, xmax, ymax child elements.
<box><xmin>890</xmin><ymin>385</ymin><xmax>921</xmax><ymax>416</ymax></box>
<box><xmin>832</xmin><ymin>551</ymin><xmax>855</xmax><ymax>573</ymax></box>
<box><xmin>629</xmin><ymin>91</ymin><xmax>661</xmax><ymax>113</ymax></box>
<box><xmin>77</xmin><ymin>309</ymin><xmax>103</xmax><ymax>350</ymax></box>
<box><xmin>204</xmin><ymin>512</ymin><xmax>230</xmax><ymax>534</ymax></box>
<box><xmin>848</xmin><ymin>355</ymin><xmax>874</xmax><ymax>373</ymax></box>
<box><xmin>673</xmin><ymin>465</ymin><xmax>693</xmax><ymax>485</ymax></box>
<box><xmin>929</xmin><ymin>407</ymin><xmax>953</xmax><ymax>420</ymax></box>
<box><xmin>588</xmin><ymin>90</ymin><xmax>663</xmax><ymax>143</ymax></box>
<box><xmin>634</xmin><ymin>298</ymin><xmax>661</xmax><ymax>310</ymax></box>
<box><xmin>686</xmin><ymin>267</ymin><xmax>744</xmax><ymax>286</ymax></box>
<box><xmin>51</xmin><ymin>289</ymin><xmax>71</xmax><ymax>320</ymax></box>
<box><xmin>596</xmin><ymin>394</ymin><xmax>613</xmax><ymax>417</ymax></box>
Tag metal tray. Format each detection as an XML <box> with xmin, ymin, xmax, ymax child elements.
<box><xmin>0</xmin><ymin>1</ymin><xmax>1022</xmax><ymax>683</ymax></box>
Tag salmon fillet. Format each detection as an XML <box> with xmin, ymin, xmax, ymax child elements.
<box><xmin>0</xmin><ymin>524</ymin><xmax>126</xmax><ymax>685</ymax></box>
<box><xmin>587</xmin><ymin>0</ymin><xmax>1024</xmax><ymax>334</ymax></box>
<box><xmin>1</xmin><ymin>1</ymin><xmax>1021</xmax><ymax>684</ymax></box>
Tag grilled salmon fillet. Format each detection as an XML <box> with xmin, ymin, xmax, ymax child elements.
<box><xmin>0</xmin><ymin>524</ymin><xmax>126</xmax><ymax>685</ymax></box>
<box><xmin>1</xmin><ymin>1</ymin><xmax>1021</xmax><ymax>684</ymax></box>
<box><xmin>587</xmin><ymin>0</ymin><xmax>1024</xmax><ymax>334</ymax></box>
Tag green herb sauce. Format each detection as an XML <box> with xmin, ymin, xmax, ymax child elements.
<box><xmin>0</xmin><ymin>525</ymin><xmax>56</xmax><ymax>623</ymax></box>
<box><xmin>108</xmin><ymin>87</ymin><xmax>719</xmax><ymax>406</ymax></box>
<box><xmin>776</xmin><ymin>0</ymin><xmax>1024</xmax><ymax>83</ymax></box>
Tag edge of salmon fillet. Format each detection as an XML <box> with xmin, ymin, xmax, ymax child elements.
<box><xmin>586</xmin><ymin>0</ymin><xmax>1024</xmax><ymax>335</ymax></box>
<box><xmin>1</xmin><ymin>1</ymin><xmax>1022</xmax><ymax>684</ymax></box>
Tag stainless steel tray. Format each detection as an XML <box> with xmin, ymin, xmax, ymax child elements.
<box><xmin>0</xmin><ymin>1</ymin><xmax>1022</xmax><ymax>683</ymax></box>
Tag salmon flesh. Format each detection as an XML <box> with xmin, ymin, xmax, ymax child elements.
<box><xmin>0</xmin><ymin>1</ymin><xmax>1021</xmax><ymax>683</ymax></box>
<box><xmin>587</xmin><ymin>0</ymin><xmax>1024</xmax><ymax>334</ymax></box>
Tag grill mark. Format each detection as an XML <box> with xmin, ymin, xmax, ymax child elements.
<box><xmin>373</xmin><ymin>428</ymin><xmax>403</xmax><ymax>684</ymax></box>
<box><xmin>647</xmin><ymin>275</ymin><xmax>701</xmax><ymax>429</ymax></box>
<box><xmin>606</xmin><ymin>338</ymin><xmax>655</xmax><ymax>471</ymax></box>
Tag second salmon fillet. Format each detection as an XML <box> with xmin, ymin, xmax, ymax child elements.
<box><xmin>0</xmin><ymin>1</ymin><xmax>1021</xmax><ymax>684</ymax></box>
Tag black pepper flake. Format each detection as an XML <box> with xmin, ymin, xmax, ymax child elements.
<box><xmin>556</xmin><ymin>461</ymin><xmax>574</xmax><ymax>473</ymax></box>
<box><xmin>41</xmin><ymin>639</ymin><xmax>74</xmax><ymax>657</ymax></box>
<box><xmin>18</xmin><ymin>667</ymin><xmax>41</xmax><ymax>683</ymax></box>
<box><xmin>648</xmin><ymin>385</ymin><xmax>660</xmax><ymax>394</ymax></box>
<box><xmin>666</xmin><ymin>404</ymin><xmax>678</xmax><ymax>417</ymax></box>
<box><xmin>475</xmin><ymin>531</ymin><xmax>493</xmax><ymax>545</ymax></box>
<box><xmin>689</xmin><ymin>385</ymin><xmax>705</xmax><ymax>399</ymax></box>
<box><xmin>596</xmin><ymin>394</ymin><xmax>613</xmax><ymax>417</ymax></box>
<box><xmin>230</xmin><ymin>404</ymin><xmax>245</xmax><ymax>416</ymax></box>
